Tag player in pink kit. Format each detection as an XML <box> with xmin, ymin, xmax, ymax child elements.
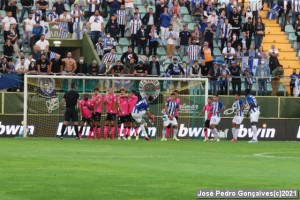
<box><xmin>166</xmin><ymin>90</ymin><xmax>181</xmax><ymax>139</ymax></box>
<box><xmin>103</xmin><ymin>88</ymin><xmax>117</xmax><ymax>139</ymax></box>
<box><xmin>127</xmin><ymin>90</ymin><xmax>138</xmax><ymax>140</ymax></box>
<box><xmin>117</xmin><ymin>89</ymin><xmax>129</xmax><ymax>140</ymax></box>
<box><xmin>199</xmin><ymin>97</ymin><xmax>213</xmax><ymax>141</ymax></box>
<box><xmin>79</xmin><ymin>93</ymin><xmax>94</xmax><ymax>139</ymax></box>
<box><xmin>92</xmin><ymin>88</ymin><xmax>103</xmax><ymax>139</ymax></box>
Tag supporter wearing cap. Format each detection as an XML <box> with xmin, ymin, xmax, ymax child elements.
<box><xmin>134</xmin><ymin>60</ymin><xmax>148</xmax><ymax>77</ymax></box>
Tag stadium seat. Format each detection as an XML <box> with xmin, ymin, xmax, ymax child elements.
<box><xmin>278</xmin><ymin>52</ymin><xmax>298</xmax><ymax>61</ymax></box>
<box><xmin>134</xmin><ymin>0</ymin><xmax>143</xmax><ymax>6</ymax></box>
<box><xmin>119</xmin><ymin>38</ymin><xmax>129</xmax><ymax>46</ymax></box>
<box><xmin>183</xmin><ymin>15</ymin><xmax>192</xmax><ymax>23</ymax></box>
<box><xmin>285</xmin><ymin>25</ymin><xmax>294</xmax><ymax>33</ymax></box>
<box><xmin>213</xmin><ymin>48</ymin><xmax>222</xmax><ymax>57</ymax></box>
<box><xmin>180</xmin><ymin>7</ymin><xmax>189</xmax><ymax>15</ymax></box>
<box><xmin>115</xmin><ymin>46</ymin><xmax>123</xmax><ymax>53</ymax></box>
<box><xmin>264</xmin><ymin>35</ymin><xmax>288</xmax><ymax>43</ymax></box>
<box><xmin>188</xmin><ymin>23</ymin><xmax>195</xmax><ymax>31</ymax></box>
<box><xmin>288</xmin><ymin>33</ymin><xmax>297</xmax><ymax>41</ymax></box>
<box><xmin>157</xmin><ymin>47</ymin><xmax>166</xmax><ymax>56</ymax></box>
<box><xmin>137</xmin><ymin>6</ymin><xmax>147</xmax><ymax>14</ymax></box>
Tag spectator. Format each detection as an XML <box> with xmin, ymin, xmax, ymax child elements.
<box><xmin>22</xmin><ymin>12</ymin><xmax>35</xmax><ymax>51</ymax></box>
<box><xmin>199</xmin><ymin>17</ymin><xmax>208</xmax><ymax>36</ymax></box>
<box><xmin>76</xmin><ymin>56</ymin><xmax>88</xmax><ymax>74</ymax></box>
<box><xmin>231</xmin><ymin>33</ymin><xmax>240</xmax><ymax>49</ymax></box>
<box><xmin>125</xmin><ymin>57</ymin><xmax>135</xmax><ymax>74</ymax></box>
<box><xmin>47</xmin><ymin>6</ymin><xmax>59</xmax><ymax>23</ymax></box>
<box><xmin>130</xmin><ymin>7</ymin><xmax>142</xmax><ymax>20</ymax></box>
<box><xmin>86</xmin><ymin>0</ymin><xmax>100</xmax><ymax>19</ymax></box>
<box><xmin>278</xmin><ymin>0</ymin><xmax>291</xmax><ymax>32</ymax></box>
<box><xmin>105</xmin><ymin>14</ymin><xmax>119</xmax><ymax>41</ymax></box>
<box><xmin>255</xmin><ymin>58</ymin><xmax>270</xmax><ymax>96</ymax></box>
<box><xmin>289</xmin><ymin>69</ymin><xmax>298</xmax><ymax>96</ymax></box>
<box><xmin>147</xmin><ymin>56</ymin><xmax>161</xmax><ymax>76</ymax></box>
<box><xmin>257</xmin><ymin>46</ymin><xmax>267</xmax><ymax>61</ymax></box>
<box><xmin>246</xmin><ymin>44</ymin><xmax>256</xmax><ymax>69</ymax></box>
<box><xmin>0</xmin><ymin>57</ymin><xmax>8</xmax><ymax>73</ymax></box>
<box><xmin>7</xmin><ymin>24</ymin><xmax>18</xmax><ymax>57</ymax></box>
<box><xmin>5</xmin><ymin>0</ymin><xmax>19</xmax><ymax>20</ymax></box>
<box><xmin>32</xmin><ymin>45</ymin><xmax>41</xmax><ymax>61</ymax></box>
<box><xmin>243</xmin><ymin>66</ymin><xmax>253</xmax><ymax>91</ymax></box>
<box><xmin>220</xmin><ymin>18</ymin><xmax>232</xmax><ymax>51</ymax></box>
<box><xmin>219</xmin><ymin>64</ymin><xmax>231</xmax><ymax>95</ymax></box>
<box><xmin>254</xmin><ymin>17</ymin><xmax>265</xmax><ymax>50</ymax></box>
<box><xmin>229</xmin><ymin>6</ymin><xmax>242</xmax><ymax>38</ymax></box>
<box><xmin>291</xmin><ymin>1</ymin><xmax>300</xmax><ymax>26</ymax></box>
<box><xmin>3</xmin><ymin>39</ymin><xmax>14</xmax><ymax>62</ymax></box>
<box><xmin>95</xmin><ymin>38</ymin><xmax>103</xmax><ymax>60</ymax></box>
<box><xmin>15</xmin><ymin>57</ymin><xmax>29</xmax><ymax>74</ymax></box>
<box><xmin>235</xmin><ymin>45</ymin><xmax>244</xmax><ymax>64</ymax></box>
<box><xmin>33</xmin><ymin>3</ymin><xmax>43</xmax><ymax>22</ymax></box>
<box><xmin>203</xmin><ymin>22</ymin><xmax>215</xmax><ymax>52</ymax></box>
<box><xmin>268</xmin><ymin>45</ymin><xmax>280</xmax><ymax>72</ymax></box>
<box><xmin>35</xmin><ymin>34</ymin><xmax>49</xmax><ymax>53</ymax></box>
<box><xmin>116</xmin><ymin>4</ymin><xmax>127</xmax><ymax>38</ymax></box>
<box><xmin>134</xmin><ymin>61</ymin><xmax>148</xmax><ymax>76</ymax></box>
<box><xmin>125</xmin><ymin>0</ymin><xmax>134</xmax><ymax>18</ymax></box>
<box><xmin>171</xmin><ymin>14</ymin><xmax>180</xmax><ymax>33</ymax></box>
<box><xmin>88</xmin><ymin>10</ymin><xmax>104</xmax><ymax>46</ymax></box>
<box><xmin>249</xmin><ymin>0</ymin><xmax>262</xmax><ymax>23</ymax></box>
<box><xmin>294</xmin><ymin>13</ymin><xmax>300</xmax><ymax>29</ymax></box>
<box><xmin>201</xmin><ymin>41</ymin><xmax>213</xmax><ymax>68</ymax></box>
<box><xmin>71</xmin><ymin>3</ymin><xmax>83</xmax><ymax>26</ymax></box>
<box><xmin>37</xmin><ymin>53</ymin><xmax>50</xmax><ymax>74</ymax></box>
<box><xmin>120</xmin><ymin>46</ymin><xmax>138</xmax><ymax>65</ymax></box>
<box><xmin>16</xmin><ymin>52</ymin><xmax>31</xmax><ymax>67</ymax></box>
<box><xmin>30</xmin><ymin>21</ymin><xmax>43</xmax><ymax>48</ymax></box>
<box><xmin>142</xmin><ymin>8</ymin><xmax>155</xmax><ymax>31</ymax></box>
<box><xmin>148</xmin><ymin>24</ymin><xmax>159</xmax><ymax>56</ymax></box>
<box><xmin>165</xmin><ymin>24</ymin><xmax>178</xmax><ymax>59</ymax></box>
<box><xmin>166</xmin><ymin>57</ymin><xmax>184</xmax><ymax>76</ymax></box>
<box><xmin>108</xmin><ymin>0</ymin><xmax>122</xmax><ymax>16</ymax></box>
<box><xmin>155</xmin><ymin>0</ymin><xmax>166</xmax><ymax>28</ymax></box>
<box><xmin>215</xmin><ymin>10</ymin><xmax>226</xmax><ymax>45</ymax></box>
<box><xmin>102</xmin><ymin>33</ymin><xmax>116</xmax><ymax>55</ymax></box>
<box><xmin>74</xmin><ymin>0</ymin><xmax>86</xmax><ymax>12</ymax></box>
<box><xmin>229</xmin><ymin>60</ymin><xmax>242</xmax><ymax>94</ymax></box>
<box><xmin>200</xmin><ymin>60</ymin><xmax>209</xmax><ymax>77</ymax></box>
<box><xmin>88</xmin><ymin>60</ymin><xmax>99</xmax><ymax>76</ymax></box>
<box><xmin>207</xmin><ymin>10</ymin><xmax>218</xmax><ymax>30</ymax></box>
<box><xmin>271</xmin><ymin>65</ymin><xmax>284</xmax><ymax>96</ymax></box>
<box><xmin>53</xmin><ymin>0</ymin><xmax>65</xmax><ymax>16</ymax></box>
<box><xmin>242</xmin><ymin>17</ymin><xmax>255</xmax><ymax>41</ymax></box>
<box><xmin>137</xmin><ymin>25</ymin><xmax>148</xmax><ymax>55</ymax></box>
<box><xmin>61</xmin><ymin>52</ymin><xmax>77</xmax><ymax>74</ymax></box>
<box><xmin>190</xmin><ymin>60</ymin><xmax>201</xmax><ymax>77</ymax></box>
<box><xmin>208</xmin><ymin>62</ymin><xmax>220</xmax><ymax>95</ymax></box>
<box><xmin>19</xmin><ymin>0</ymin><xmax>33</xmax><ymax>23</ymax></box>
<box><xmin>129</xmin><ymin>13</ymin><xmax>141</xmax><ymax>49</ymax></box>
<box><xmin>239</xmin><ymin>31</ymin><xmax>251</xmax><ymax>50</ymax></box>
<box><xmin>222</xmin><ymin>41</ymin><xmax>236</xmax><ymax>64</ymax></box>
<box><xmin>111</xmin><ymin>60</ymin><xmax>125</xmax><ymax>76</ymax></box>
<box><xmin>100</xmin><ymin>48</ymin><xmax>117</xmax><ymax>72</ymax></box>
<box><xmin>187</xmin><ymin>40</ymin><xmax>201</xmax><ymax>68</ymax></box>
<box><xmin>179</xmin><ymin>24</ymin><xmax>191</xmax><ymax>60</ymax></box>
<box><xmin>28</xmin><ymin>59</ymin><xmax>38</xmax><ymax>73</ymax></box>
<box><xmin>2</xmin><ymin>11</ymin><xmax>17</xmax><ymax>41</ymax></box>
<box><xmin>50</xmin><ymin>54</ymin><xmax>63</xmax><ymax>74</ymax></box>
<box><xmin>160</xmin><ymin>7</ymin><xmax>172</xmax><ymax>45</ymax></box>
<box><xmin>59</xmin><ymin>10</ymin><xmax>71</xmax><ymax>39</ymax></box>
<box><xmin>296</xmin><ymin>23</ymin><xmax>300</xmax><ymax>51</ymax></box>
<box><xmin>101</xmin><ymin>60</ymin><xmax>113</xmax><ymax>75</ymax></box>
<box><xmin>244</xmin><ymin>6</ymin><xmax>253</xmax><ymax>21</ymax></box>
<box><xmin>36</xmin><ymin>0</ymin><xmax>49</xmax><ymax>21</ymax></box>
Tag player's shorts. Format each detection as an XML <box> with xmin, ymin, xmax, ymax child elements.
<box><xmin>128</xmin><ymin>113</ymin><xmax>135</xmax><ymax>122</ymax></box>
<box><xmin>131</xmin><ymin>111</ymin><xmax>146</xmax><ymax>123</ymax></box>
<box><xmin>250</xmin><ymin>111</ymin><xmax>260</xmax><ymax>123</ymax></box>
<box><xmin>163</xmin><ymin>116</ymin><xmax>178</xmax><ymax>127</ymax></box>
<box><xmin>106</xmin><ymin>113</ymin><xmax>116</xmax><ymax>121</ymax></box>
<box><xmin>210</xmin><ymin>116</ymin><xmax>221</xmax><ymax>125</ymax></box>
<box><xmin>92</xmin><ymin>112</ymin><xmax>101</xmax><ymax>122</ymax></box>
<box><xmin>204</xmin><ymin>119</ymin><xmax>210</xmax><ymax>128</ymax></box>
<box><xmin>81</xmin><ymin>117</ymin><xmax>92</xmax><ymax>124</ymax></box>
<box><xmin>118</xmin><ymin>115</ymin><xmax>129</xmax><ymax>124</ymax></box>
<box><xmin>64</xmin><ymin>108</ymin><xmax>78</xmax><ymax>122</ymax></box>
<box><xmin>232</xmin><ymin>116</ymin><xmax>244</xmax><ymax>124</ymax></box>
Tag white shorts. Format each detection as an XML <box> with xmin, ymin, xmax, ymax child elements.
<box><xmin>250</xmin><ymin>111</ymin><xmax>260</xmax><ymax>123</ymax></box>
<box><xmin>163</xmin><ymin>116</ymin><xmax>178</xmax><ymax>127</ymax></box>
<box><xmin>210</xmin><ymin>116</ymin><xmax>221</xmax><ymax>125</ymax></box>
<box><xmin>131</xmin><ymin>111</ymin><xmax>146</xmax><ymax>123</ymax></box>
<box><xmin>232</xmin><ymin>116</ymin><xmax>244</xmax><ymax>124</ymax></box>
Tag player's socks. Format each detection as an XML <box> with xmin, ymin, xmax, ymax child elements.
<box><xmin>104</xmin><ymin>126</ymin><xmax>109</xmax><ymax>139</ymax></box>
<box><xmin>97</xmin><ymin>126</ymin><xmax>101</xmax><ymax>139</ymax></box>
<box><xmin>88</xmin><ymin>129</ymin><xmax>93</xmax><ymax>139</ymax></box>
<box><xmin>204</xmin><ymin>128</ymin><xmax>208</xmax><ymax>139</ymax></box>
<box><xmin>161</xmin><ymin>129</ymin><xmax>166</xmax><ymax>141</ymax></box>
<box><xmin>212</xmin><ymin>128</ymin><xmax>219</xmax><ymax>138</ymax></box>
<box><xmin>173</xmin><ymin>129</ymin><xmax>179</xmax><ymax>141</ymax></box>
<box><xmin>235</xmin><ymin>128</ymin><xmax>239</xmax><ymax>140</ymax></box>
<box><xmin>252</xmin><ymin>125</ymin><xmax>258</xmax><ymax>141</ymax></box>
<box><xmin>110</xmin><ymin>126</ymin><xmax>115</xmax><ymax>139</ymax></box>
<box><xmin>74</xmin><ymin>125</ymin><xmax>79</xmax><ymax>139</ymax></box>
<box><xmin>135</xmin><ymin>127</ymin><xmax>139</xmax><ymax>140</ymax></box>
<box><xmin>61</xmin><ymin>124</ymin><xmax>66</xmax><ymax>137</ymax></box>
<box><xmin>117</xmin><ymin>126</ymin><xmax>121</xmax><ymax>138</ymax></box>
<box><xmin>140</xmin><ymin>124</ymin><xmax>149</xmax><ymax>139</ymax></box>
<box><xmin>166</xmin><ymin>128</ymin><xmax>170</xmax><ymax>139</ymax></box>
<box><xmin>232</xmin><ymin>127</ymin><xmax>236</xmax><ymax>140</ymax></box>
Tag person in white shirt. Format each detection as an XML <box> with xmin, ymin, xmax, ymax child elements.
<box><xmin>88</xmin><ymin>10</ymin><xmax>104</xmax><ymax>45</ymax></box>
<box><xmin>59</xmin><ymin>10</ymin><xmax>71</xmax><ymax>22</ymax></box>
<box><xmin>125</xmin><ymin>0</ymin><xmax>134</xmax><ymax>17</ymax></box>
<box><xmin>222</xmin><ymin>42</ymin><xmax>236</xmax><ymax>63</ymax></box>
<box><xmin>15</xmin><ymin>57</ymin><xmax>29</xmax><ymax>73</ymax></box>
<box><xmin>2</xmin><ymin>11</ymin><xmax>17</xmax><ymax>41</ymax></box>
<box><xmin>129</xmin><ymin>13</ymin><xmax>142</xmax><ymax>49</ymax></box>
<box><xmin>207</xmin><ymin>10</ymin><xmax>218</xmax><ymax>29</ymax></box>
<box><xmin>22</xmin><ymin>12</ymin><xmax>36</xmax><ymax>50</ymax></box>
<box><xmin>164</xmin><ymin>24</ymin><xmax>178</xmax><ymax>58</ymax></box>
<box><xmin>248</xmin><ymin>0</ymin><xmax>262</xmax><ymax>23</ymax></box>
<box><xmin>35</xmin><ymin>34</ymin><xmax>49</xmax><ymax>53</ymax></box>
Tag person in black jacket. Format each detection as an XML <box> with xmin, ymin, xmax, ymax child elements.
<box><xmin>53</xmin><ymin>0</ymin><xmax>65</xmax><ymax>16</ymax></box>
<box><xmin>229</xmin><ymin>7</ymin><xmax>242</xmax><ymax>38</ymax></box>
<box><xmin>76</xmin><ymin>56</ymin><xmax>88</xmax><ymax>74</ymax></box>
<box><xmin>120</xmin><ymin>46</ymin><xmax>138</xmax><ymax>65</ymax></box>
<box><xmin>142</xmin><ymin>8</ymin><xmax>156</xmax><ymax>31</ymax></box>
<box><xmin>3</xmin><ymin>39</ymin><xmax>14</xmax><ymax>62</ymax></box>
<box><xmin>19</xmin><ymin>0</ymin><xmax>34</xmax><ymax>23</ymax></box>
<box><xmin>278</xmin><ymin>0</ymin><xmax>292</xmax><ymax>31</ymax></box>
<box><xmin>87</xmin><ymin>60</ymin><xmax>99</xmax><ymax>76</ymax></box>
<box><xmin>105</xmin><ymin>14</ymin><xmax>119</xmax><ymax>41</ymax></box>
<box><xmin>147</xmin><ymin>56</ymin><xmax>161</xmax><ymax>76</ymax></box>
<box><xmin>137</xmin><ymin>25</ymin><xmax>148</xmax><ymax>55</ymax></box>
<box><xmin>296</xmin><ymin>23</ymin><xmax>300</xmax><ymax>50</ymax></box>
<box><xmin>242</xmin><ymin>17</ymin><xmax>255</xmax><ymax>40</ymax></box>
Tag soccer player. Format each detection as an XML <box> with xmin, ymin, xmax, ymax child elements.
<box><xmin>161</xmin><ymin>93</ymin><xmax>180</xmax><ymax>141</ymax></box>
<box><xmin>79</xmin><ymin>93</ymin><xmax>94</xmax><ymax>139</ymax></box>
<box><xmin>231</xmin><ymin>93</ymin><xmax>246</xmax><ymax>142</ymax></box>
<box><xmin>103</xmin><ymin>88</ymin><xmax>117</xmax><ymax>139</ymax></box>
<box><xmin>127</xmin><ymin>90</ymin><xmax>139</xmax><ymax>140</ymax></box>
<box><xmin>209</xmin><ymin>94</ymin><xmax>225</xmax><ymax>142</ymax></box>
<box><xmin>245</xmin><ymin>89</ymin><xmax>260</xmax><ymax>143</ymax></box>
<box><xmin>199</xmin><ymin>97</ymin><xmax>213</xmax><ymax>141</ymax></box>
<box><xmin>92</xmin><ymin>88</ymin><xmax>103</xmax><ymax>139</ymax></box>
<box><xmin>131</xmin><ymin>95</ymin><xmax>155</xmax><ymax>141</ymax></box>
<box><xmin>117</xmin><ymin>89</ymin><xmax>129</xmax><ymax>140</ymax></box>
<box><xmin>60</xmin><ymin>83</ymin><xmax>80</xmax><ymax>139</ymax></box>
<box><xmin>165</xmin><ymin>90</ymin><xmax>181</xmax><ymax>139</ymax></box>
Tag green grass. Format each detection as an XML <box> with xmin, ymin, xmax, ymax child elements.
<box><xmin>0</xmin><ymin>139</ymin><xmax>299</xmax><ymax>200</ymax></box>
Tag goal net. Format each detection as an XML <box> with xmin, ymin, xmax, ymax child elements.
<box><xmin>23</xmin><ymin>75</ymin><xmax>208</xmax><ymax>139</ymax></box>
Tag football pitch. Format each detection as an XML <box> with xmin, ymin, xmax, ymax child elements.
<box><xmin>0</xmin><ymin>139</ymin><xmax>299</xmax><ymax>200</ymax></box>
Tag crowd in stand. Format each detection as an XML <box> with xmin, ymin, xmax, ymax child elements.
<box><xmin>0</xmin><ymin>0</ymin><xmax>300</xmax><ymax>96</ymax></box>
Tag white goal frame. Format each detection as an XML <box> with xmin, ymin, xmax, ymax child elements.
<box><xmin>23</xmin><ymin>74</ymin><xmax>209</xmax><ymax>137</ymax></box>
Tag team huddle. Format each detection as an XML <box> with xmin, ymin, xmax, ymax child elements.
<box><xmin>61</xmin><ymin>84</ymin><xmax>260</xmax><ymax>142</ymax></box>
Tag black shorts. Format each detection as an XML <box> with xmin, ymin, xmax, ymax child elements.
<box><xmin>175</xmin><ymin>116</ymin><xmax>179</xmax><ymax>121</ymax></box>
<box><xmin>64</xmin><ymin>108</ymin><xmax>78</xmax><ymax>122</ymax></box>
<box><xmin>118</xmin><ymin>115</ymin><xmax>129</xmax><ymax>124</ymax></box>
<box><xmin>128</xmin><ymin>113</ymin><xmax>135</xmax><ymax>122</ymax></box>
<box><xmin>106</xmin><ymin>113</ymin><xmax>116</xmax><ymax>121</ymax></box>
<box><xmin>92</xmin><ymin>112</ymin><xmax>102</xmax><ymax>122</ymax></box>
<box><xmin>82</xmin><ymin>117</ymin><xmax>92</xmax><ymax>124</ymax></box>
<box><xmin>204</xmin><ymin>119</ymin><xmax>210</xmax><ymax>128</ymax></box>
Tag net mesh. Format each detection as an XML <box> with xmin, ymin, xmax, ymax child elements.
<box><xmin>25</xmin><ymin>76</ymin><xmax>208</xmax><ymax>138</ymax></box>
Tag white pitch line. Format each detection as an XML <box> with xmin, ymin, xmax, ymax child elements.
<box><xmin>253</xmin><ymin>152</ymin><xmax>300</xmax><ymax>159</ymax></box>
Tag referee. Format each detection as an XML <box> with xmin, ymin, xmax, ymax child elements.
<box><xmin>60</xmin><ymin>83</ymin><xmax>81</xmax><ymax>139</ymax></box>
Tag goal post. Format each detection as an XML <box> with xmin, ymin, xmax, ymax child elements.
<box><xmin>23</xmin><ymin>74</ymin><xmax>208</xmax><ymax>139</ymax></box>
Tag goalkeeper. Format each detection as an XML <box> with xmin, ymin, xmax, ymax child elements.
<box><xmin>131</xmin><ymin>95</ymin><xmax>155</xmax><ymax>141</ymax></box>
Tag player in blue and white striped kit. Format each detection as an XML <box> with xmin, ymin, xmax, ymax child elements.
<box><xmin>161</xmin><ymin>93</ymin><xmax>179</xmax><ymax>141</ymax></box>
<box><xmin>245</xmin><ymin>89</ymin><xmax>260</xmax><ymax>143</ymax></box>
<box><xmin>131</xmin><ymin>95</ymin><xmax>155</xmax><ymax>141</ymax></box>
<box><xmin>210</xmin><ymin>95</ymin><xmax>225</xmax><ymax>142</ymax></box>
<box><xmin>231</xmin><ymin>93</ymin><xmax>246</xmax><ymax>142</ymax></box>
